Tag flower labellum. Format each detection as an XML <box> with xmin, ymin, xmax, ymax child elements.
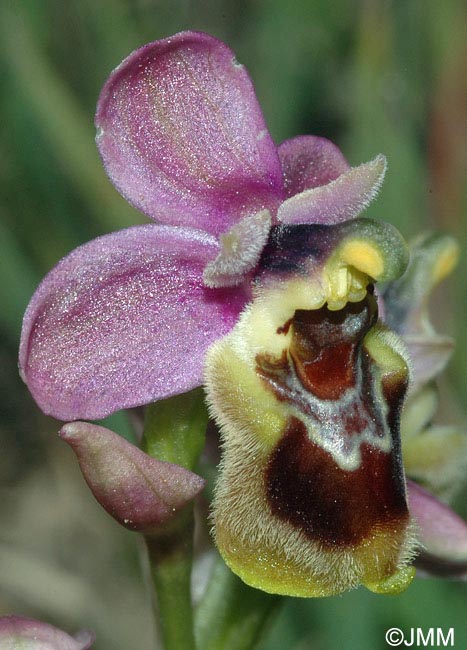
<box><xmin>205</xmin><ymin>218</ymin><xmax>417</xmax><ymax>596</ymax></box>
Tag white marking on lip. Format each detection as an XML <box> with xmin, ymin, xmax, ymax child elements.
<box><xmin>262</xmin><ymin>353</ymin><xmax>391</xmax><ymax>472</ymax></box>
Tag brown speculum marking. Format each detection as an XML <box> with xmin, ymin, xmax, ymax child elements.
<box><xmin>266</xmin><ymin>417</ymin><xmax>409</xmax><ymax>547</ymax></box>
<box><xmin>261</xmin><ymin>292</ymin><xmax>410</xmax><ymax>548</ymax></box>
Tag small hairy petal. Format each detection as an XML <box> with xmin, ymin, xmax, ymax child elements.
<box><xmin>19</xmin><ymin>225</ymin><xmax>248</xmax><ymax>420</ymax></box>
<box><xmin>276</xmin><ymin>155</ymin><xmax>387</xmax><ymax>225</ymax></box>
<box><xmin>60</xmin><ymin>422</ymin><xmax>205</xmax><ymax>531</ymax></box>
<box><xmin>408</xmin><ymin>481</ymin><xmax>467</xmax><ymax>578</ymax></box>
<box><xmin>203</xmin><ymin>210</ymin><xmax>272</xmax><ymax>287</ymax></box>
<box><xmin>0</xmin><ymin>616</ymin><xmax>94</xmax><ymax>650</ymax></box>
<box><xmin>96</xmin><ymin>31</ymin><xmax>283</xmax><ymax>236</ymax></box>
<box><xmin>278</xmin><ymin>135</ymin><xmax>349</xmax><ymax>198</ymax></box>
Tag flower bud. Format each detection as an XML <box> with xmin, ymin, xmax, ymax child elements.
<box><xmin>60</xmin><ymin>422</ymin><xmax>205</xmax><ymax>533</ymax></box>
<box><xmin>0</xmin><ymin>616</ymin><xmax>94</xmax><ymax>650</ymax></box>
<box><xmin>383</xmin><ymin>232</ymin><xmax>459</xmax><ymax>390</ymax></box>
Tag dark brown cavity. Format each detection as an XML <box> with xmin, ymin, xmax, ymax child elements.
<box><xmin>290</xmin><ymin>294</ymin><xmax>377</xmax><ymax>400</ymax></box>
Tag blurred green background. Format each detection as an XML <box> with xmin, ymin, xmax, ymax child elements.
<box><xmin>1</xmin><ymin>1</ymin><xmax>466</xmax><ymax>648</ymax></box>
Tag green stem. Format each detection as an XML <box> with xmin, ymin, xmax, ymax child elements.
<box><xmin>141</xmin><ymin>390</ymin><xmax>280</xmax><ymax>650</ymax></box>
<box><xmin>142</xmin><ymin>389</ymin><xmax>208</xmax><ymax>650</ymax></box>
<box><xmin>145</xmin><ymin>513</ymin><xmax>196</xmax><ymax>650</ymax></box>
<box><xmin>142</xmin><ymin>389</ymin><xmax>207</xmax><ymax>470</ymax></box>
<box><xmin>195</xmin><ymin>559</ymin><xmax>281</xmax><ymax>650</ymax></box>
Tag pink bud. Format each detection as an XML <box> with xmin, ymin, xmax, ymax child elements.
<box><xmin>60</xmin><ymin>422</ymin><xmax>205</xmax><ymax>533</ymax></box>
<box><xmin>0</xmin><ymin>615</ymin><xmax>94</xmax><ymax>649</ymax></box>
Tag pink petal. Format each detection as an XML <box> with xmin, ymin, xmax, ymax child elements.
<box><xmin>276</xmin><ymin>154</ymin><xmax>387</xmax><ymax>225</ymax></box>
<box><xmin>19</xmin><ymin>225</ymin><xmax>248</xmax><ymax>420</ymax></box>
<box><xmin>408</xmin><ymin>481</ymin><xmax>467</xmax><ymax>577</ymax></box>
<box><xmin>96</xmin><ymin>31</ymin><xmax>283</xmax><ymax>237</ymax></box>
<box><xmin>203</xmin><ymin>210</ymin><xmax>272</xmax><ymax>287</ymax></box>
<box><xmin>0</xmin><ymin>616</ymin><xmax>94</xmax><ymax>650</ymax></box>
<box><xmin>60</xmin><ymin>422</ymin><xmax>205</xmax><ymax>531</ymax></box>
<box><xmin>278</xmin><ymin>135</ymin><xmax>349</xmax><ymax>198</ymax></box>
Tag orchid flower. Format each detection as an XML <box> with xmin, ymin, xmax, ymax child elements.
<box><xmin>19</xmin><ymin>31</ymin><xmax>467</xmax><ymax>598</ymax></box>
